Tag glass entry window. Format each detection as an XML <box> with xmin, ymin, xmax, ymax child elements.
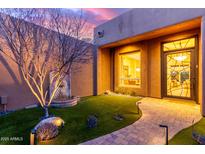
<box><xmin>162</xmin><ymin>37</ymin><xmax>196</xmax><ymax>99</ymax></box>
<box><xmin>163</xmin><ymin>38</ymin><xmax>195</xmax><ymax>51</ymax></box>
<box><xmin>120</xmin><ymin>52</ymin><xmax>141</xmax><ymax>87</ymax></box>
<box><xmin>166</xmin><ymin>51</ymin><xmax>191</xmax><ymax>97</ymax></box>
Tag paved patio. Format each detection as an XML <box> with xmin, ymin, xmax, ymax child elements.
<box><xmin>82</xmin><ymin>97</ymin><xmax>202</xmax><ymax>145</ymax></box>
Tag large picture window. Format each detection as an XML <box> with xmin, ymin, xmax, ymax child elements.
<box><xmin>119</xmin><ymin>51</ymin><xmax>141</xmax><ymax>87</ymax></box>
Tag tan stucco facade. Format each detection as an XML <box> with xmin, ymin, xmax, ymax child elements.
<box><xmin>94</xmin><ymin>9</ymin><xmax>205</xmax><ymax>116</ymax></box>
<box><xmin>97</xmin><ymin>29</ymin><xmax>201</xmax><ymax>97</ymax></box>
<box><xmin>114</xmin><ymin>42</ymin><xmax>148</xmax><ymax>96</ymax></box>
<box><xmin>0</xmin><ymin>54</ymin><xmax>93</xmax><ymax>111</ymax></box>
<box><xmin>0</xmin><ymin>54</ymin><xmax>37</xmax><ymax>111</ymax></box>
<box><xmin>0</xmin><ymin>48</ymin><xmax>93</xmax><ymax>111</ymax></box>
<box><xmin>71</xmin><ymin>61</ymin><xmax>93</xmax><ymax>97</ymax></box>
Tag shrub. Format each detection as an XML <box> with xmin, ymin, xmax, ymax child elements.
<box><xmin>130</xmin><ymin>91</ymin><xmax>137</xmax><ymax>96</ymax></box>
<box><xmin>36</xmin><ymin>123</ymin><xmax>59</xmax><ymax>141</ymax></box>
<box><xmin>87</xmin><ymin>115</ymin><xmax>98</xmax><ymax>128</ymax></box>
<box><xmin>114</xmin><ymin>87</ymin><xmax>138</xmax><ymax>96</ymax></box>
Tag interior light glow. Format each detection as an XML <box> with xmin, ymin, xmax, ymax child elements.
<box><xmin>136</xmin><ymin>68</ymin><xmax>140</xmax><ymax>72</ymax></box>
<box><xmin>173</xmin><ymin>55</ymin><xmax>187</xmax><ymax>61</ymax></box>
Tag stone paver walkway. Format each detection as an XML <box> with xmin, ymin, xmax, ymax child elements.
<box><xmin>82</xmin><ymin>97</ymin><xmax>201</xmax><ymax>145</ymax></box>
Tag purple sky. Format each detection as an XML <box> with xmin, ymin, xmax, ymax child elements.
<box><xmin>1</xmin><ymin>8</ymin><xmax>131</xmax><ymax>39</ymax></box>
<box><xmin>70</xmin><ymin>8</ymin><xmax>131</xmax><ymax>27</ymax></box>
<box><xmin>4</xmin><ymin>8</ymin><xmax>131</xmax><ymax>28</ymax></box>
<box><xmin>59</xmin><ymin>8</ymin><xmax>131</xmax><ymax>38</ymax></box>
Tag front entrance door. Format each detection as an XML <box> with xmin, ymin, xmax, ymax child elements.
<box><xmin>162</xmin><ymin>37</ymin><xmax>197</xmax><ymax>100</ymax></box>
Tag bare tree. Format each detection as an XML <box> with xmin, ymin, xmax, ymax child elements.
<box><xmin>0</xmin><ymin>9</ymin><xmax>92</xmax><ymax>118</ymax></box>
<box><xmin>46</xmin><ymin>9</ymin><xmax>93</xmax><ymax>98</ymax></box>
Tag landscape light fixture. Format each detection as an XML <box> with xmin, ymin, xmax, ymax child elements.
<box><xmin>159</xmin><ymin>124</ymin><xmax>169</xmax><ymax>145</ymax></box>
<box><xmin>136</xmin><ymin>102</ymin><xmax>141</xmax><ymax>114</ymax></box>
<box><xmin>30</xmin><ymin>129</ymin><xmax>37</xmax><ymax>145</ymax></box>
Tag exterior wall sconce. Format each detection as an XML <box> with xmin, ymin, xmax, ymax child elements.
<box><xmin>97</xmin><ymin>30</ymin><xmax>104</xmax><ymax>38</ymax></box>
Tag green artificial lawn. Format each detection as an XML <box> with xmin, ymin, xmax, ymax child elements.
<box><xmin>0</xmin><ymin>95</ymin><xmax>141</xmax><ymax>145</ymax></box>
<box><xmin>169</xmin><ymin>117</ymin><xmax>205</xmax><ymax>145</ymax></box>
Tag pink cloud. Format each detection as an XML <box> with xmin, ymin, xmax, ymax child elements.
<box><xmin>82</xmin><ymin>8</ymin><xmax>118</xmax><ymax>21</ymax></box>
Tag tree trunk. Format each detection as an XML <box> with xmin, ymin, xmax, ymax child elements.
<box><xmin>43</xmin><ymin>106</ymin><xmax>49</xmax><ymax>118</ymax></box>
<box><xmin>67</xmin><ymin>70</ymin><xmax>72</xmax><ymax>98</ymax></box>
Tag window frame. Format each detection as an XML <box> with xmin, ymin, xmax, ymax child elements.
<box><xmin>162</xmin><ymin>37</ymin><xmax>196</xmax><ymax>52</ymax></box>
<box><xmin>161</xmin><ymin>35</ymin><xmax>198</xmax><ymax>101</ymax></box>
<box><xmin>119</xmin><ymin>50</ymin><xmax>141</xmax><ymax>88</ymax></box>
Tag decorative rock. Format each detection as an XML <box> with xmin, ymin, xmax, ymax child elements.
<box><xmin>87</xmin><ymin>115</ymin><xmax>98</xmax><ymax>128</ymax></box>
<box><xmin>34</xmin><ymin>117</ymin><xmax>64</xmax><ymax>131</ymax></box>
<box><xmin>36</xmin><ymin>123</ymin><xmax>58</xmax><ymax>141</ymax></box>
<box><xmin>113</xmin><ymin>114</ymin><xmax>124</xmax><ymax>121</ymax></box>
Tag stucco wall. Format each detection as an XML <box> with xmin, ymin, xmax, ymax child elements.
<box><xmin>97</xmin><ymin>28</ymin><xmax>201</xmax><ymax>100</ymax></box>
<box><xmin>94</xmin><ymin>8</ymin><xmax>205</xmax><ymax>46</ymax></box>
<box><xmin>97</xmin><ymin>48</ymin><xmax>111</xmax><ymax>94</ymax></box>
<box><xmin>147</xmin><ymin>28</ymin><xmax>200</xmax><ymax>99</ymax></box>
<box><xmin>0</xmin><ymin>53</ymin><xmax>37</xmax><ymax>111</ymax></box>
<box><xmin>200</xmin><ymin>17</ymin><xmax>205</xmax><ymax>116</ymax></box>
<box><xmin>95</xmin><ymin>8</ymin><xmax>205</xmax><ymax>116</ymax></box>
<box><xmin>0</xmin><ymin>51</ymin><xmax>94</xmax><ymax>111</ymax></box>
<box><xmin>147</xmin><ymin>39</ymin><xmax>161</xmax><ymax>98</ymax></box>
<box><xmin>114</xmin><ymin>42</ymin><xmax>148</xmax><ymax>96</ymax></box>
<box><xmin>71</xmin><ymin>59</ymin><xmax>93</xmax><ymax>97</ymax></box>
<box><xmin>198</xmin><ymin>27</ymin><xmax>202</xmax><ymax>107</ymax></box>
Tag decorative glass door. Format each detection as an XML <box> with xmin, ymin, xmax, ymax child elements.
<box><xmin>165</xmin><ymin>51</ymin><xmax>191</xmax><ymax>98</ymax></box>
<box><xmin>162</xmin><ymin>37</ymin><xmax>197</xmax><ymax>99</ymax></box>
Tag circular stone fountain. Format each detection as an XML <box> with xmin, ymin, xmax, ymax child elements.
<box><xmin>49</xmin><ymin>72</ymin><xmax>79</xmax><ymax>108</ymax></box>
<box><xmin>51</xmin><ymin>96</ymin><xmax>80</xmax><ymax>108</ymax></box>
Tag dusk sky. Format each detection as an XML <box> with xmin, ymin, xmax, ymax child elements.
<box><xmin>61</xmin><ymin>8</ymin><xmax>131</xmax><ymax>38</ymax></box>
<box><xmin>1</xmin><ymin>8</ymin><xmax>131</xmax><ymax>39</ymax></box>
<box><xmin>70</xmin><ymin>8</ymin><xmax>131</xmax><ymax>27</ymax></box>
<box><xmin>4</xmin><ymin>8</ymin><xmax>131</xmax><ymax>28</ymax></box>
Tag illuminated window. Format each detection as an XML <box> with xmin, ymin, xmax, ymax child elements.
<box><xmin>163</xmin><ymin>38</ymin><xmax>195</xmax><ymax>51</ymax></box>
<box><xmin>120</xmin><ymin>51</ymin><xmax>141</xmax><ymax>87</ymax></box>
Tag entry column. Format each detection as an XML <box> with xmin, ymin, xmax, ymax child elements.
<box><xmin>201</xmin><ymin>16</ymin><xmax>205</xmax><ymax>116</ymax></box>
